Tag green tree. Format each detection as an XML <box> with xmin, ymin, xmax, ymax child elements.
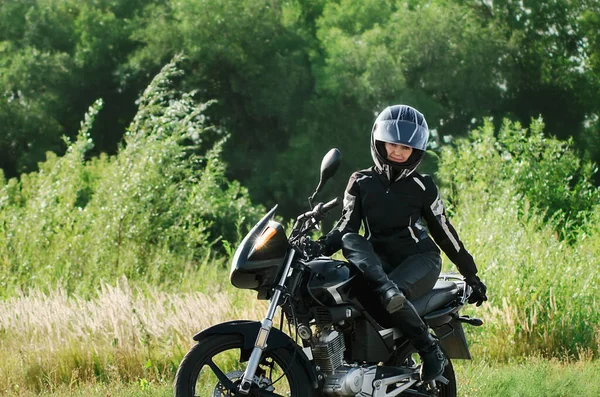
<box><xmin>126</xmin><ymin>0</ymin><xmax>317</xmax><ymax>214</ymax></box>
<box><xmin>464</xmin><ymin>0</ymin><xmax>600</xmax><ymax>158</ymax></box>
<box><xmin>315</xmin><ymin>0</ymin><xmax>509</xmax><ymax>136</ymax></box>
<box><xmin>2</xmin><ymin>0</ymin><xmax>600</xmax><ymax>217</ymax></box>
<box><xmin>0</xmin><ymin>0</ymin><xmax>158</xmax><ymax>176</ymax></box>
<box><xmin>0</xmin><ymin>43</ymin><xmax>73</xmax><ymax>175</ymax></box>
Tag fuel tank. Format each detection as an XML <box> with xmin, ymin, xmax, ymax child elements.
<box><xmin>306</xmin><ymin>257</ymin><xmax>356</xmax><ymax>306</ymax></box>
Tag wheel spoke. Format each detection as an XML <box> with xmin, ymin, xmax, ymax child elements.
<box><xmin>175</xmin><ymin>336</ymin><xmax>306</xmax><ymax>397</ymax></box>
<box><xmin>207</xmin><ymin>358</ymin><xmax>236</xmax><ymax>392</ymax></box>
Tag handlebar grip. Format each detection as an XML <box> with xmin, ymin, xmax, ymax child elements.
<box><xmin>299</xmin><ymin>197</ymin><xmax>341</xmax><ymax>222</ymax></box>
<box><xmin>322</xmin><ymin>197</ymin><xmax>341</xmax><ymax>212</ymax></box>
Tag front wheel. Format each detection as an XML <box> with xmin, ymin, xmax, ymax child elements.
<box><xmin>174</xmin><ymin>334</ymin><xmax>315</xmax><ymax>397</ymax></box>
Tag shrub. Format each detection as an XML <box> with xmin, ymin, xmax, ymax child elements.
<box><xmin>437</xmin><ymin>118</ymin><xmax>600</xmax><ymax>359</ymax></box>
<box><xmin>439</xmin><ymin>118</ymin><xmax>599</xmax><ymax>239</ymax></box>
<box><xmin>0</xmin><ymin>56</ymin><xmax>263</xmax><ymax>297</ymax></box>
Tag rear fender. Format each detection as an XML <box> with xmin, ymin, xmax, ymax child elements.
<box><xmin>193</xmin><ymin>320</ymin><xmax>319</xmax><ymax>388</ymax></box>
<box><xmin>432</xmin><ymin>319</ymin><xmax>472</xmax><ymax>360</ymax></box>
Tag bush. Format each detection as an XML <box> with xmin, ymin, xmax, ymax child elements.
<box><xmin>0</xmin><ymin>56</ymin><xmax>263</xmax><ymax>297</ymax></box>
<box><xmin>437</xmin><ymin>118</ymin><xmax>600</xmax><ymax>359</ymax></box>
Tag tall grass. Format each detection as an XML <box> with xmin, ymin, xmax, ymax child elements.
<box><xmin>438</xmin><ymin>118</ymin><xmax>600</xmax><ymax>360</ymax></box>
<box><xmin>0</xmin><ymin>271</ymin><xmax>268</xmax><ymax>394</ymax></box>
<box><xmin>1</xmin><ymin>276</ymin><xmax>599</xmax><ymax>395</ymax></box>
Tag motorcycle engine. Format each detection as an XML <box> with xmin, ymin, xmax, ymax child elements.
<box><xmin>322</xmin><ymin>365</ymin><xmax>365</xmax><ymax>396</ymax></box>
<box><xmin>312</xmin><ymin>328</ymin><xmax>345</xmax><ymax>374</ymax></box>
<box><xmin>312</xmin><ymin>328</ymin><xmax>376</xmax><ymax>396</ymax></box>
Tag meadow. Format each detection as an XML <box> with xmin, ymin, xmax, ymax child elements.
<box><xmin>1</xmin><ymin>59</ymin><xmax>599</xmax><ymax>395</ymax></box>
<box><xmin>1</xmin><ymin>276</ymin><xmax>599</xmax><ymax>396</ymax></box>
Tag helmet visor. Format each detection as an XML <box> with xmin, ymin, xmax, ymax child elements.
<box><xmin>372</xmin><ymin>120</ymin><xmax>429</xmax><ymax>151</ymax></box>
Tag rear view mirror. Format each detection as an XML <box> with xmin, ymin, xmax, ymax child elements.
<box><xmin>309</xmin><ymin>148</ymin><xmax>342</xmax><ymax>206</ymax></box>
<box><xmin>319</xmin><ymin>148</ymin><xmax>342</xmax><ymax>183</ymax></box>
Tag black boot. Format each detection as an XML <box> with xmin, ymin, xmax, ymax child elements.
<box><xmin>341</xmin><ymin>233</ymin><xmax>405</xmax><ymax>313</ymax></box>
<box><xmin>413</xmin><ymin>333</ymin><xmax>447</xmax><ymax>382</ymax></box>
<box><xmin>418</xmin><ymin>343</ymin><xmax>447</xmax><ymax>382</ymax></box>
<box><xmin>387</xmin><ymin>302</ymin><xmax>447</xmax><ymax>382</ymax></box>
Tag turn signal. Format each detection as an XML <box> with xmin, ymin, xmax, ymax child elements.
<box><xmin>254</xmin><ymin>226</ymin><xmax>277</xmax><ymax>251</ymax></box>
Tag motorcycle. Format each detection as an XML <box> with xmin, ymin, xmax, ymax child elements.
<box><xmin>174</xmin><ymin>149</ymin><xmax>483</xmax><ymax>397</ymax></box>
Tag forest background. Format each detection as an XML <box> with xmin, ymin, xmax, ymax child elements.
<box><xmin>1</xmin><ymin>0</ymin><xmax>600</xmax><ymax>395</ymax></box>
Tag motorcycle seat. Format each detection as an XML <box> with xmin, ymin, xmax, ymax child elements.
<box><xmin>412</xmin><ymin>281</ymin><xmax>458</xmax><ymax>316</ymax></box>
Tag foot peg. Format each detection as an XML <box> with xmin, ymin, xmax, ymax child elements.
<box><xmin>458</xmin><ymin>315</ymin><xmax>484</xmax><ymax>326</ymax></box>
<box><xmin>432</xmin><ymin>375</ymin><xmax>449</xmax><ymax>385</ymax></box>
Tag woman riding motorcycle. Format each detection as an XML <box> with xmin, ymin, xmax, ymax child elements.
<box><xmin>318</xmin><ymin>104</ymin><xmax>488</xmax><ymax>382</ymax></box>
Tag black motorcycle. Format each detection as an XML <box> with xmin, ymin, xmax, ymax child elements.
<box><xmin>174</xmin><ymin>149</ymin><xmax>483</xmax><ymax>397</ymax></box>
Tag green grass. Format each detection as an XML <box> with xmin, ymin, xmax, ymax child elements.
<box><xmin>436</xmin><ymin>119</ymin><xmax>600</xmax><ymax>361</ymax></box>
<box><xmin>456</xmin><ymin>358</ymin><xmax>600</xmax><ymax>396</ymax></box>
<box><xmin>0</xmin><ymin>269</ymin><xmax>267</xmax><ymax>394</ymax></box>
<box><xmin>2</xmin><ymin>359</ymin><xmax>599</xmax><ymax>397</ymax></box>
<box><xmin>1</xmin><ymin>274</ymin><xmax>597</xmax><ymax>396</ymax></box>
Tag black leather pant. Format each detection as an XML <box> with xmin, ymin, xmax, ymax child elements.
<box><xmin>341</xmin><ymin>233</ymin><xmax>441</xmax><ymax>348</ymax></box>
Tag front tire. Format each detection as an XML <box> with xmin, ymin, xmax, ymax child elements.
<box><xmin>174</xmin><ymin>334</ymin><xmax>315</xmax><ymax>397</ymax></box>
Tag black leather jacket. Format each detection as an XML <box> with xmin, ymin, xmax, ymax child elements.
<box><xmin>322</xmin><ymin>167</ymin><xmax>478</xmax><ymax>278</ymax></box>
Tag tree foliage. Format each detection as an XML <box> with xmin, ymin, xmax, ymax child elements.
<box><xmin>0</xmin><ymin>0</ymin><xmax>599</xmax><ymax>216</ymax></box>
<box><xmin>440</xmin><ymin>117</ymin><xmax>600</xmax><ymax>239</ymax></box>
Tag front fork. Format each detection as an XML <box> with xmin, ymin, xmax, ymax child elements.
<box><xmin>238</xmin><ymin>249</ymin><xmax>296</xmax><ymax>394</ymax></box>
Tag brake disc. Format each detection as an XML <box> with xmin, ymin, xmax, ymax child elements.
<box><xmin>213</xmin><ymin>370</ymin><xmax>275</xmax><ymax>396</ymax></box>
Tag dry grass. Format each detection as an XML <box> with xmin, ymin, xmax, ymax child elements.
<box><xmin>0</xmin><ymin>278</ymin><xmax>266</xmax><ymax>394</ymax></box>
<box><xmin>2</xmin><ymin>274</ymin><xmax>600</xmax><ymax>395</ymax></box>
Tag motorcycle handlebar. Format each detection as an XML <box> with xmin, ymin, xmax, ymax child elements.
<box><xmin>322</xmin><ymin>197</ymin><xmax>341</xmax><ymax>212</ymax></box>
<box><xmin>300</xmin><ymin>197</ymin><xmax>341</xmax><ymax>222</ymax></box>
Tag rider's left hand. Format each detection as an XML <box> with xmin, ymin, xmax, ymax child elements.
<box><xmin>465</xmin><ymin>275</ymin><xmax>488</xmax><ymax>306</ymax></box>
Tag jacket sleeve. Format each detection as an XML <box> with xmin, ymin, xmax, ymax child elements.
<box><xmin>422</xmin><ymin>176</ymin><xmax>478</xmax><ymax>278</ymax></box>
<box><xmin>320</xmin><ymin>172</ymin><xmax>363</xmax><ymax>255</ymax></box>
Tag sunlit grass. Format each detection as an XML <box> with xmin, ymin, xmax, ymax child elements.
<box><xmin>2</xmin><ymin>359</ymin><xmax>599</xmax><ymax>397</ymax></box>
<box><xmin>437</xmin><ymin>119</ymin><xmax>600</xmax><ymax>361</ymax></box>
<box><xmin>0</xmin><ymin>270</ymin><xmax>268</xmax><ymax>395</ymax></box>
<box><xmin>455</xmin><ymin>358</ymin><xmax>600</xmax><ymax>396</ymax></box>
<box><xmin>450</xmin><ymin>188</ymin><xmax>600</xmax><ymax>361</ymax></box>
<box><xmin>2</xmin><ymin>240</ymin><xmax>600</xmax><ymax>394</ymax></box>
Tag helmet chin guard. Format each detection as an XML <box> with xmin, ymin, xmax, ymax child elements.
<box><xmin>370</xmin><ymin>105</ymin><xmax>430</xmax><ymax>181</ymax></box>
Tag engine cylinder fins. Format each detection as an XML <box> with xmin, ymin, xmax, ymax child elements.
<box><xmin>312</xmin><ymin>329</ymin><xmax>346</xmax><ymax>374</ymax></box>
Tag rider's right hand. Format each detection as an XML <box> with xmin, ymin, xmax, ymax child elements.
<box><xmin>302</xmin><ymin>237</ymin><xmax>325</xmax><ymax>259</ymax></box>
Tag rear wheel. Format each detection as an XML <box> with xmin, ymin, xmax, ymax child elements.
<box><xmin>174</xmin><ymin>334</ymin><xmax>315</xmax><ymax>397</ymax></box>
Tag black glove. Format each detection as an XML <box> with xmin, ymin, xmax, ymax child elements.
<box><xmin>465</xmin><ymin>275</ymin><xmax>488</xmax><ymax>307</ymax></box>
<box><xmin>301</xmin><ymin>237</ymin><xmax>324</xmax><ymax>259</ymax></box>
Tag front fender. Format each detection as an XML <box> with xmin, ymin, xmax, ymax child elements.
<box><xmin>194</xmin><ymin>320</ymin><xmax>292</xmax><ymax>351</ymax></box>
<box><xmin>193</xmin><ymin>320</ymin><xmax>320</xmax><ymax>388</ymax></box>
